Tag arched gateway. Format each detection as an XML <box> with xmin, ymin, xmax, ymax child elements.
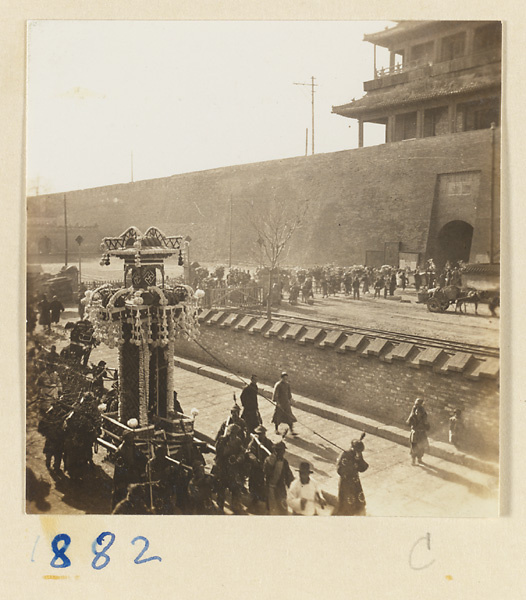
<box><xmin>435</xmin><ymin>220</ymin><xmax>474</xmax><ymax>267</ymax></box>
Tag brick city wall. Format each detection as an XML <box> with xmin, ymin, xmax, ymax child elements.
<box><xmin>173</xmin><ymin>310</ymin><xmax>499</xmax><ymax>458</ymax></box>
<box><xmin>27</xmin><ymin>128</ymin><xmax>499</xmax><ymax>266</ymax></box>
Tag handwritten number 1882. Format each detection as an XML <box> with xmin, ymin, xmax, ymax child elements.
<box><xmin>49</xmin><ymin>533</ymin><xmax>162</xmax><ymax>569</ymax></box>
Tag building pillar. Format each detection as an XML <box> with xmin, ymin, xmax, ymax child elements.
<box><xmin>386</xmin><ymin>115</ymin><xmax>394</xmax><ymax>143</ymax></box>
<box><xmin>434</xmin><ymin>37</ymin><xmax>442</xmax><ymax>63</ymax></box>
<box><xmin>416</xmin><ymin>110</ymin><xmax>424</xmax><ymax>138</ymax></box>
<box><xmin>358</xmin><ymin>119</ymin><xmax>364</xmax><ymax>147</ymax></box>
<box><xmin>465</xmin><ymin>27</ymin><xmax>475</xmax><ymax>55</ymax></box>
<box><xmin>448</xmin><ymin>103</ymin><xmax>457</xmax><ymax>133</ymax></box>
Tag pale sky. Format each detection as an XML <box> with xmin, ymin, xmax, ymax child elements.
<box><xmin>27</xmin><ymin>20</ymin><xmax>392</xmax><ymax>194</ymax></box>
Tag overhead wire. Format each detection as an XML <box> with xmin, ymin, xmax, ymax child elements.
<box><xmin>191</xmin><ymin>337</ymin><xmax>346</xmax><ymax>452</ymax></box>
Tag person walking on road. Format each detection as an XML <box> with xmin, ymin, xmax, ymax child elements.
<box><xmin>263</xmin><ymin>441</ymin><xmax>294</xmax><ymax>515</ymax></box>
<box><xmin>288</xmin><ymin>461</ymin><xmax>326</xmax><ymax>515</ymax></box>
<box><xmin>389</xmin><ymin>272</ymin><xmax>397</xmax><ymax>296</ymax></box>
<box><xmin>215</xmin><ymin>403</ymin><xmax>247</xmax><ymax>445</ymax></box>
<box><xmin>449</xmin><ymin>409</ymin><xmax>464</xmax><ymax>449</ymax></box>
<box><xmin>352</xmin><ymin>276</ymin><xmax>361</xmax><ymax>300</ymax></box>
<box><xmin>49</xmin><ymin>295</ymin><xmax>65</xmax><ymax>326</ymax></box>
<box><xmin>406</xmin><ymin>398</ymin><xmax>430</xmax><ymax>465</ymax></box>
<box><xmin>112</xmin><ymin>431</ymin><xmax>147</xmax><ymax>509</ymax></box>
<box><xmin>246</xmin><ymin>425</ymin><xmax>273</xmax><ymax>511</ymax></box>
<box><xmin>271</xmin><ymin>372</ymin><xmax>298</xmax><ymax>436</ymax></box>
<box><xmin>240</xmin><ymin>374</ymin><xmax>261</xmax><ymax>433</ymax></box>
<box><xmin>374</xmin><ymin>276</ymin><xmax>384</xmax><ymax>299</ymax></box>
<box><xmin>333</xmin><ymin>434</ymin><xmax>369</xmax><ymax>516</ymax></box>
<box><xmin>38</xmin><ymin>294</ymin><xmax>52</xmax><ymax>332</ymax></box>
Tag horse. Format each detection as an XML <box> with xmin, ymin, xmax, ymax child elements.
<box><xmin>455</xmin><ymin>291</ymin><xmax>480</xmax><ymax>314</ymax></box>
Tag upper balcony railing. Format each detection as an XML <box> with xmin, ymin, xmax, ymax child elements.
<box><xmin>374</xmin><ymin>47</ymin><xmax>501</xmax><ymax>80</ymax></box>
<box><xmin>375</xmin><ymin>58</ymin><xmax>428</xmax><ymax>78</ymax></box>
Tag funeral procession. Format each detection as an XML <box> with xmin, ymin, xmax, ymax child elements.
<box><xmin>26</xmin><ymin>20</ymin><xmax>500</xmax><ymax>517</ymax></box>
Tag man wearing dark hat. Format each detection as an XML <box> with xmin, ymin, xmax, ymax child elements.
<box><xmin>246</xmin><ymin>425</ymin><xmax>274</xmax><ymax>511</ymax></box>
<box><xmin>333</xmin><ymin>435</ymin><xmax>369</xmax><ymax>516</ymax></box>
<box><xmin>288</xmin><ymin>461</ymin><xmax>326</xmax><ymax>515</ymax></box>
<box><xmin>215</xmin><ymin>403</ymin><xmax>247</xmax><ymax>445</ymax></box>
<box><xmin>188</xmin><ymin>460</ymin><xmax>217</xmax><ymax>515</ymax></box>
<box><xmin>263</xmin><ymin>440</ymin><xmax>294</xmax><ymax>515</ymax></box>
<box><xmin>271</xmin><ymin>372</ymin><xmax>298</xmax><ymax>436</ymax></box>
<box><xmin>147</xmin><ymin>443</ymin><xmax>177</xmax><ymax>514</ymax></box>
<box><xmin>240</xmin><ymin>374</ymin><xmax>262</xmax><ymax>433</ymax></box>
<box><xmin>91</xmin><ymin>360</ymin><xmax>107</xmax><ymax>394</ymax></box>
<box><xmin>111</xmin><ymin>431</ymin><xmax>148</xmax><ymax>509</ymax></box>
<box><xmin>213</xmin><ymin>423</ymin><xmax>247</xmax><ymax>514</ymax></box>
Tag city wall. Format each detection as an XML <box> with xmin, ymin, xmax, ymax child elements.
<box><xmin>27</xmin><ymin>128</ymin><xmax>499</xmax><ymax>267</ymax></box>
<box><xmin>172</xmin><ymin>310</ymin><xmax>499</xmax><ymax>458</ymax></box>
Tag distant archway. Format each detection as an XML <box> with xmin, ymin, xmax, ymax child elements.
<box><xmin>436</xmin><ymin>220</ymin><xmax>473</xmax><ymax>267</ymax></box>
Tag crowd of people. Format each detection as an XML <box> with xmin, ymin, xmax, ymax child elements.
<box><xmin>26</xmin><ymin>261</ymin><xmax>467</xmax><ymax>516</ymax></box>
<box><xmin>188</xmin><ymin>259</ymin><xmax>466</xmax><ymax>307</ymax></box>
<box><xmin>27</xmin><ymin>328</ymin><xmax>378</xmax><ymax>516</ymax></box>
<box><xmin>27</xmin><ymin>299</ymin><xmax>467</xmax><ymax>516</ymax></box>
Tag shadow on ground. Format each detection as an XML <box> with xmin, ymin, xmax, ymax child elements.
<box><xmin>419</xmin><ymin>462</ymin><xmax>496</xmax><ymax>498</ymax></box>
<box><xmin>285</xmin><ymin>434</ymin><xmax>339</xmax><ymax>464</ymax></box>
<box><xmin>26</xmin><ymin>467</ymin><xmax>52</xmax><ymax>512</ymax></box>
<box><xmin>52</xmin><ymin>466</ymin><xmax>114</xmax><ymax>514</ymax></box>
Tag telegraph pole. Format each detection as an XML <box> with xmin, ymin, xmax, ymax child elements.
<box><xmin>229</xmin><ymin>196</ymin><xmax>233</xmax><ymax>268</ymax></box>
<box><xmin>294</xmin><ymin>76</ymin><xmax>318</xmax><ymax>154</ymax></box>
<box><xmin>490</xmin><ymin>122</ymin><xmax>496</xmax><ymax>264</ymax></box>
<box><xmin>131</xmin><ymin>150</ymin><xmax>134</xmax><ymax>183</ymax></box>
<box><xmin>63</xmin><ymin>194</ymin><xmax>68</xmax><ymax>267</ymax></box>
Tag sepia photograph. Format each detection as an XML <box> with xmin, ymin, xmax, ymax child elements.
<box><xmin>25</xmin><ymin>19</ymin><xmax>501</xmax><ymax>518</ymax></box>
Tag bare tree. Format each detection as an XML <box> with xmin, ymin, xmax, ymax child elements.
<box><xmin>246</xmin><ymin>192</ymin><xmax>309</xmax><ymax>318</ymax></box>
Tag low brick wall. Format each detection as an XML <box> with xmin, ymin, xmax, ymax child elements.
<box><xmin>173</xmin><ymin>311</ymin><xmax>499</xmax><ymax>458</ymax></box>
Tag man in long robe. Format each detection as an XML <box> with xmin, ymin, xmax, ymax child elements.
<box><xmin>271</xmin><ymin>372</ymin><xmax>297</xmax><ymax>436</ymax></box>
<box><xmin>246</xmin><ymin>425</ymin><xmax>273</xmax><ymax>511</ymax></box>
<box><xmin>112</xmin><ymin>431</ymin><xmax>147</xmax><ymax>508</ymax></box>
<box><xmin>240</xmin><ymin>375</ymin><xmax>261</xmax><ymax>433</ymax></box>
<box><xmin>333</xmin><ymin>437</ymin><xmax>369</xmax><ymax>516</ymax></box>
<box><xmin>263</xmin><ymin>441</ymin><xmax>294</xmax><ymax>515</ymax></box>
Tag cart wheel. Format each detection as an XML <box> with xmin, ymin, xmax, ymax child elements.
<box><xmin>427</xmin><ymin>298</ymin><xmax>442</xmax><ymax>312</ymax></box>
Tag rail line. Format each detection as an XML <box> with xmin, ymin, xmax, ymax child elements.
<box><xmin>245</xmin><ymin>310</ymin><xmax>500</xmax><ymax>359</ymax></box>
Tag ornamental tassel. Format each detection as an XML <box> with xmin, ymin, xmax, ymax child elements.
<box><xmin>138</xmin><ymin>339</ymin><xmax>149</xmax><ymax>427</ymax></box>
<box><xmin>135</xmin><ymin>309</ymin><xmax>142</xmax><ymax>346</ymax></box>
<box><xmin>117</xmin><ymin>344</ymin><xmax>124</xmax><ymax>422</ymax></box>
<box><xmin>167</xmin><ymin>307</ymin><xmax>174</xmax><ymax>343</ymax></box>
<box><xmin>166</xmin><ymin>341</ymin><xmax>175</xmax><ymax>414</ymax></box>
<box><xmin>162</xmin><ymin>307</ymin><xmax>169</xmax><ymax>345</ymax></box>
<box><xmin>147</xmin><ymin>310</ymin><xmax>153</xmax><ymax>345</ymax></box>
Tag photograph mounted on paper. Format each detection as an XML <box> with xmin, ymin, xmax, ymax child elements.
<box><xmin>25</xmin><ymin>20</ymin><xmax>500</xmax><ymax>517</ymax></box>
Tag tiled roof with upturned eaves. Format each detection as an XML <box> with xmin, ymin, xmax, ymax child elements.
<box><xmin>332</xmin><ymin>67</ymin><xmax>500</xmax><ymax>118</ymax></box>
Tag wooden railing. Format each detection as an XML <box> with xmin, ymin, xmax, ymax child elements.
<box><xmin>205</xmin><ymin>285</ymin><xmax>263</xmax><ymax>309</ymax></box>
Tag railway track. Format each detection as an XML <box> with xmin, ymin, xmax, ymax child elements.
<box><xmin>245</xmin><ymin>310</ymin><xmax>500</xmax><ymax>359</ymax></box>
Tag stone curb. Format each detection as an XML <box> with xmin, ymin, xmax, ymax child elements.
<box><xmin>173</xmin><ymin>356</ymin><xmax>499</xmax><ymax>478</ymax></box>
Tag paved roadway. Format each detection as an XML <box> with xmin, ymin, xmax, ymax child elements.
<box><xmin>33</xmin><ymin>336</ymin><xmax>497</xmax><ymax>518</ymax></box>
<box><xmin>156</xmin><ymin>365</ymin><xmax>498</xmax><ymax>518</ymax></box>
<box><xmin>272</xmin><ymin>288</ymin><xmax>499</xmax><ymax>348</ymax></box>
